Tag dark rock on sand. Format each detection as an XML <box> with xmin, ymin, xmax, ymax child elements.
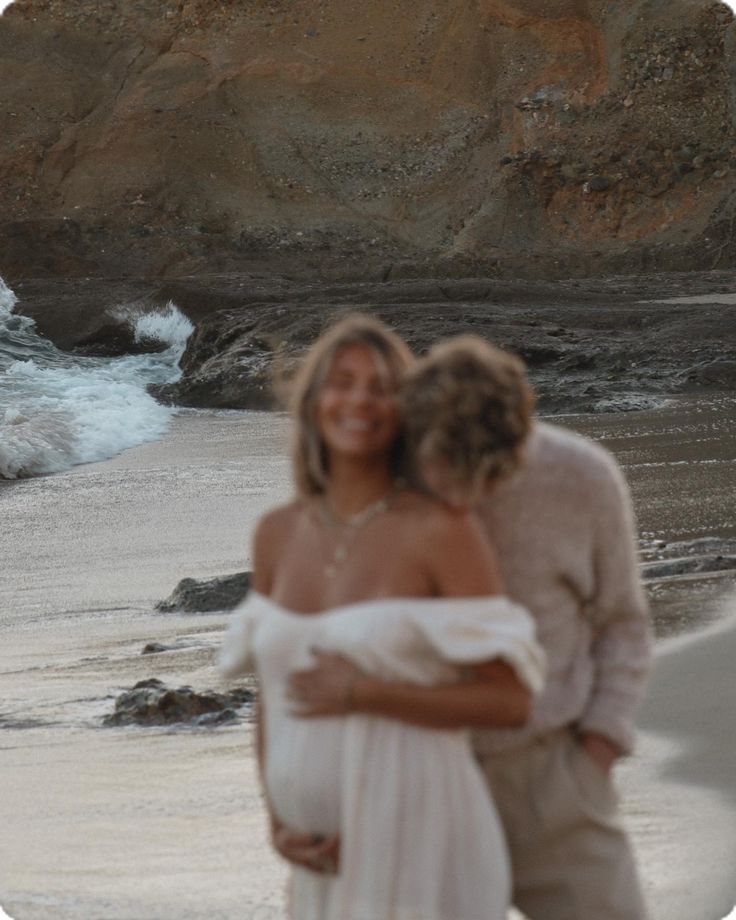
<box><xmin>156</xmin><ymin>572</ymin><xmax>251</xmax><ymax>614</ymax></box>
<box><xmin>141</xmin><ymin>642</ymin><xmax>170</xmax><ymax>655</ymax></box>
<box><xmin>140</xmin><ymin>639</ymin><xmax>209</xmax><ymax>654</ymax></box>
<box><xmin>104</xmin><ymin>679</ymin><xmax>254</xmax><ymax>727</ymax></box>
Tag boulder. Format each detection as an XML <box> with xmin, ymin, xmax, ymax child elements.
<box><xmin>141</xmin><ymin>642</ymin><xmax>171</xmax><ymax>655</ymax></box>
<box><xmin>156</xmin><ymin>572</ymin><xmax>251</xmax><ymax>613</ymax></box>
<box><xmin>103</xmin><ymin>679</ymin><xmax>254</xmax><ymax>727</ymax></box>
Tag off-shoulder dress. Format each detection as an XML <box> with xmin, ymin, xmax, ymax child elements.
<box><xmin>220</xmin><ymin>592</ymin><xmax>545</xmax><ymax>920</ymax></box>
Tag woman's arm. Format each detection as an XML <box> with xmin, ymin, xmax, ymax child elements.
<box><xmin>354</xmin><ymin>659</ymin><xmax>529</xmax><ymax>728</ymax></box>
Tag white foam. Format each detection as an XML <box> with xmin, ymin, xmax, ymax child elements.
<box><xmin>0</xmin><ymin>279</ymin><xmax>192</xmax><ymax>478</ymax></box>
<box><xmin>132</xmin><ymin>301</ymin><xmax>194</xmax><ymax>347</ymax></box>
<box><xmin>0</xmin><ymin>276</ymin><xmax>18</xmax><ymax>313</ymax></box>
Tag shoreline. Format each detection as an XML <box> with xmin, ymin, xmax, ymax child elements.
<box><xmin>2</xmin><ymin>406</ymin><xmax>736</xmax><ymax>919</ymax></box>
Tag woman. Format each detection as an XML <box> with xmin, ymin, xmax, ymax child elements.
<box><xmin>220</xmin><ymin>315</ymin><xmax>544</xmax><ymax>920</ymax></box>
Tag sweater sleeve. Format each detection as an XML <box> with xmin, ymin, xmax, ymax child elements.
<box><xmin>578</xmin><ymin>452</ymin><xmax>654</xmax><ymax>755</ymax></box>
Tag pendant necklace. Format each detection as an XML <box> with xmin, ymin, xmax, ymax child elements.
<box><xmin>319</xmin><ymin>483</ymin><xmax>401</xmax><ymax>579</ymax></box>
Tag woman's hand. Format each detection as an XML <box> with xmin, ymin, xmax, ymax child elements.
<box><xmin>288</xmin><ymin>650</ymin><xmax>367</xmax><ymax>717</ymax></box>
<box><xmin>272</xmin><ymin>823</ymin><xmax>340</xmax><ymax>874</ymax></box>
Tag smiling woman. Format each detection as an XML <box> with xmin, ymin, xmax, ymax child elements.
<box><xmin>220</xmin><ymin>313</ymin><xmax>545</xmax><ymax>920</ymax></box>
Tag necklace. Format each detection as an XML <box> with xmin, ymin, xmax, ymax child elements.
<box><xmin>319</xmin><ymin>483</ymin><xmax>401</xmax><ymax>579</ymax></box>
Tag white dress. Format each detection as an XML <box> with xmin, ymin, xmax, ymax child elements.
<box><xmin>221</xmin><ymin>592</ymin><xmax>545</xmax><ymax>920</ymax></box>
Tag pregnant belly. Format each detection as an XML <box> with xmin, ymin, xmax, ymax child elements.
<box><xmin>265</xmin><ymin>715</ymin><xmax>344</xmax><ymax>836</ymax></box>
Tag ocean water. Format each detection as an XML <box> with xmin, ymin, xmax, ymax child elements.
<box><xmin>0</xmin><ymin>277</ymin><xmax>192</xmax><ymax>479</ymax></box>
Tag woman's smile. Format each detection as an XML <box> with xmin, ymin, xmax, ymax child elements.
<box><xmin>316</xmin><ymin>345</ymin><xmax>400</xmax><ymax>460</ymax></box>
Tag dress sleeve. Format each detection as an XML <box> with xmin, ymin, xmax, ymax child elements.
<box><xmin>413</xmin><ymin>598</ymin><xmax>546</xmax><ymax>694</ymax></box>
<box><xmin>218</xmin><ymin>595</ymin><xmax>260</xmax><ymax>678</ymax></box>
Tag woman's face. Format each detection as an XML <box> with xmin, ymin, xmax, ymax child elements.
<box><xmin>316</xmin><ymin>344</ymin><xmax>400</xmax><ymax>463</ymax></box>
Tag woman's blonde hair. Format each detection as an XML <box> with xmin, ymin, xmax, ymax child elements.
<box><xmin>289</xmin><ymin>314</ymin><xmax>414</xmax><ymax>497</ymax></box>
<box><xmin>402</xmin><ymin>336</ymin><xmax>534</xmax><ymax>499</ymax></box>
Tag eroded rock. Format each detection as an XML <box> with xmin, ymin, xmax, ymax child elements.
<box><xmin>141</xmin><ymin>642</ymin><xmax>170</xmax><ymax>655</ymax></box>
<box><xmin>103</xmin><ymin>679</ymin><xmax>254</xmax><ymax>727</ymax></box>
<box><xmin>156</xmin><ymin>572</ymin><xmax>251</xmax><ymax>613</ymax></box>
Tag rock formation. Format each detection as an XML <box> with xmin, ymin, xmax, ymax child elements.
<box><xmin>2</xmin><ymin>0</ymin><xmax>736</xmax><ymax>280</ymax></box>
<box><xmin>155</xmin><ymin>571</ymin><xmax>251</xmax><ymax>613</ymax></box>
<box><xmin>104</xmin><ymin>678</ymin><xmax>254</xmax><ymax>726</ymax></box>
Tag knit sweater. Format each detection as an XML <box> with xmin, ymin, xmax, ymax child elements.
<box><xmin>473</xmin><ymin>422</ymin><xmax>653</xmax><ymax>756</ymax></box>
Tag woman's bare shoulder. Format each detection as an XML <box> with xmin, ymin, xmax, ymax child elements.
<box><xmin>252</xmin><ymin>500</ymin><xmax>310</xmax><ymax>594</ymax></box>
<box><xmin>395</xmin><ymin>490</ymin><xmax>499</xmax><ymax>595</ymax></box>
<box><xmin>254</xmin><ymin>500</ymin><xmax>307</xmax><ymax>545</ymax></box>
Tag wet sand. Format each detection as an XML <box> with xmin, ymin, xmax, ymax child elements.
<box><xmin>1</xmin><ymin>404</ymin><xmax>735</xmax><ymax>920</ymax></box>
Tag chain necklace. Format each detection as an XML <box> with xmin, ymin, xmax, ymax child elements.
<box><xmin>319</xmin><ymin>482</ymin><xmax>401</xmax><ymax>579</ymax></box>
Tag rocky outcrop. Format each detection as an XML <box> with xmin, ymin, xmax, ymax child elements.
<box><xmin>2</xmin><ymin>1</ymin><xmax>736</xmax><ymax>280</ymax></box>
<box><xmin>12</xmin><ymin>270</ymin><xmax>736</xmax><ymax>413</ymax></box>
<box><xmin>148</xmin><ymin>271</ymin><xmax>736</xmax><ymax>413</ymax></box>
<box><xmin>104</xmin><ymin>678</ymin><xmax>254</xmax><ymax>726</ymax></box>
<box><xmin>156</xmin><ymin>572</ymin><xmax>251</xmax><ymax>613</ymax></box>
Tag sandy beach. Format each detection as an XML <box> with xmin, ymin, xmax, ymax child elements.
<box><xmin>1</xmin><ymin>404</ymin><xmax>735</xmax><ymax>920</ymax></box>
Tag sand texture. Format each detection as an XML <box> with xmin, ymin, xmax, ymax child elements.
<box><xmin>1</xmin><ymin>406</ymin><xmax>735</xmax><ymax>919</ymax></box>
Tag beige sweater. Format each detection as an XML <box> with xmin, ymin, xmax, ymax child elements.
<box><xmin>473</xmin><ymin>422</ymin><xmax>653</xmax><ymax>756</ymax></box>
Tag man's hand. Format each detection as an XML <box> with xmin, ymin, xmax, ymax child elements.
<box><xmin>288</xmin><ymin>650</ymin><xmax>367</xmax><ymax>717</ymax></box>
<box><xmin>579</xmin><ymin>731</ymin><xmax>621</xmax><ymax>774</ymax></box>
<box><xmin>271</xmin><ymin>823</ymin><xmax>340</xmax><ymax>874</ymax></box>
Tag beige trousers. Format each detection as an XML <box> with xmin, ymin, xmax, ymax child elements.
<box><xmin>477</xmin><ymin>730</ymin><xmax>648</xmax><ymax>920</ymax></box>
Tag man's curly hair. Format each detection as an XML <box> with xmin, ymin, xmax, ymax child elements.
<box><xmin>403</xmin><ymin>336</ymin><xmax>534</xmax><ymax>497</ymax></box>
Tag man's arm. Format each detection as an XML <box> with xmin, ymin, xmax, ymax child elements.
<box><xmin>579</xmin><ymin>452</ymin><xmax>654</xmax><ymax>757</ymax></box>
<box><xmin>289</xmin><ymin>511</ymin><xmax>540</xmax><ymax>729</ymax></box>
<box><xmin>289</xmin><ymin>651</ymin><xmax>531</xmax><ymax>728</ymax></box>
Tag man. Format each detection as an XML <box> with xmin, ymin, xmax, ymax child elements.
<box><xmin>406</xmin><ymin>337</ymin><xmax>653</xmax><ymax>920</ymax></box>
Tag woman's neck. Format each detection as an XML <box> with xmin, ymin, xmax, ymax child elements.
<box><xmin>323</xmin><ymin>457</ymin><xmax>395</xmax><ymax>520</ymax></box>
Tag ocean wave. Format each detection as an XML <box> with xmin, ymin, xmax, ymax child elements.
<box><xmin>114</xmin><ymin>300</ymin><xmax>194</xmax><ymax>348</ymax></box>
<box><xmin>0</xmin><ymin>278</ymin><xmax>191</xmax><ymax>479</ymax></box>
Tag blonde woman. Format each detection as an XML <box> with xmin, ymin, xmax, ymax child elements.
<box><xmin>221</xmin><ymin>315</ymin><xmax>544</xmax><ymax>920</ymax></box>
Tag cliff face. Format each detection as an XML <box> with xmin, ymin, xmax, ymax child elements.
<box><xmin>2</xmin><ymin>0</ymin><xmax>736</xmax><ymax>280</ymax></box>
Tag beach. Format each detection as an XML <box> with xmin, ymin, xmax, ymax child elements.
<box><xmin>1</xmin><ymin>404</ymin><xmax>735</xmax><ymax>920</ymax></box>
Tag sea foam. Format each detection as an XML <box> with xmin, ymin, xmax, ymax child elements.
<box><xmin>133</xmin><ymin>301</ymin><xmax>194</xmax><ymax>347</ymax></box>
<box><xmin>0</xmin><ymin>279</ymin><xmax>191</xmax><ymax>478</ymax></box>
